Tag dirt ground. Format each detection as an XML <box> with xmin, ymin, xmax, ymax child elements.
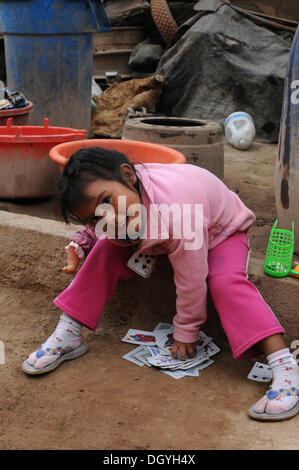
<box><xmin>0</xmin><ymin>141</ymin><xmax>298</xmax><ymax>450</ymax></box>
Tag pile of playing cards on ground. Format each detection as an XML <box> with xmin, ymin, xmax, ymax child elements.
<box><xmin>121</xmin><ymin>322</ymin><xmax>220</xmax><ymax>379</ymax></box>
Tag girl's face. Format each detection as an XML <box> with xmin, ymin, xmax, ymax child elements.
<box><xmin>70</xmin><ymin>164</ymin><xmax>142</xmax><ymax>242</ymax></box>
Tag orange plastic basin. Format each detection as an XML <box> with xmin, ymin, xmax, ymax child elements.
<box><xmin>49</xmin><ymin>138</ymin><xmax>186</xmax><ymax>171</ymax></box>
<box><xmin>0</xmin><ymin>117</ymin><xmax>87</xmax><ymax>198</ymax></box>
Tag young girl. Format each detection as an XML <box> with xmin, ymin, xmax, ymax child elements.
<box><xmin>22</xmin><ymin>147</ymin><xmax>299</xmax><ymax>422</ymax></box>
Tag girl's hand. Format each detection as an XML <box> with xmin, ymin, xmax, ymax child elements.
<box><xmin>171</xmin><ymin>339</ymin><xmax>197</xmax><ymax>361</ymax></box>
<box><xmin>62</xmin><ymin>246</ymin><xmax>80</xmax><ymax>274</ymax></box>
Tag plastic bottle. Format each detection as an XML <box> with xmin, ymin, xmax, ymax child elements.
<box><xmin>224</xmin><ymin>111</ymin><xmax>256</xmax><ymax>150</ymax></box>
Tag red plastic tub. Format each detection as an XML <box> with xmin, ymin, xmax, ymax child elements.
<box><xmin>0</xmin><ymin>118</ymin><xmax>87</xmax><ymax>198</ymax></box>
<box><xmin>0</xmin><ymin>101</ymin><xmax>34</xmax><ymax>127</ymax></box>
<box><xmin>49</xmin><ymin>138</ymin><xmax>187</xmax><ymax>172</ymax></box>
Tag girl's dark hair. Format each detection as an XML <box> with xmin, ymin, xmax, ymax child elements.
<box><xmin>58</xmin><ymin>146</ymin><xmax>140</xmax><ymax>224</ymax></box>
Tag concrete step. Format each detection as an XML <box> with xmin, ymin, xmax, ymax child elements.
<box><xmin>0</xmin><ymin>210</ymin><xmax>297</xmax><ymax>345</ymax></box>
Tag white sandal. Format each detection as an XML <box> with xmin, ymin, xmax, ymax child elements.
<box><xmin>22</xmin><ymin>343</ymin><xmax>88</xmax><ymax>375</ymax></box>
<box><xmin>248</xmin><ymin>387</ymin><xmax>299</xmax><ymax>421</ymax></box>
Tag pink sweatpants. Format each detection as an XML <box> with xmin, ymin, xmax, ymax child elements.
<box><xmin>54</xmin><ymin>231</ymin><xmax>284</xmax><ymax>360</ymax></box>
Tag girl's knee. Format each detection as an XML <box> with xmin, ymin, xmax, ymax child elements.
<box><xmin>208</xmin><ymin>272</ymin><xmax>248</xmax><ymax>298</ymax></box>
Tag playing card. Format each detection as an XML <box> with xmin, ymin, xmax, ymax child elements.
<box><xmin>122</xmin><ymin>346</ymin><xmax>146</xmax><ymax>367</ymax></box>
<box><xmin>161</xmin><ymin>368</ymin><xmax>200</xmax><ymax>378</ymax></box>
<box><xmin>154</xmin><ymin>328</ymin><xmax>174</xmax><ymax>355</ymax></box>
<box><xmin>134</xmin><ymin>350</ymin><xmax>153</xmax><ymax>367</ymax></box>
<box><xmin>197</xmin><ymin>331</ymin><xmax>213</xmax><ymax>349</ymax></box>
<box><xmin>197</xmin><ymin>359</ymin><xmax>215</xmax><ymax>370</ymax></box>
<box><xmin>147</xmin><ymin>355</ymin><xmax>175</xmax><ymax>368</ymax></box>
<box><xmin>121</xmin><ymin>329</ymin><xmax>156</xmax><ymax>346</ymax></box>
<box><xmin>170</xmin><ymin>354</ymin><xmax>208</xmax><ymax>370</ymax></box>
<box><xmin>147</xmin><ymin>346</ymin><xmax>160</xmax><ymax>357</ymax></box>
<box><xmin>247</xmin><ymin>362</ymin><xmax>272</xmax><ymax>382</ymax></box>
<box><xmin>176</xmin><ymin>365</ymin><xmax>201</xmax><ymax>377</ymax></box>
<box><xmin>160</xmin><ymin>361</ymin><xmax>206</xmax><ymax>378</ymax></box>
<box><xmin>155</xmin><ymin>329</ymin><xmax>213</xmax><ymax>356</ymax></box>
<box><xmin>204</xmin><ymin>341</ymin><xmax>220</xmax><ymax>357</ymax></box>
<box><xmin>126</xmin><ymin>252</ymin><xmax>157</xmax><ymax>278</ymax></box>
<box><xmin>148</xmin><ymin>350</ymin><xmax>209</xmax><ymax>370</ymax></box>
<box><xmin>160</xmin><ymin>369</ymin><xmax>186</xmax><ymax>379</ymax></box>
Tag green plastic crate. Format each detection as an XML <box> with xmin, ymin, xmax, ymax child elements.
<box><xmin>264</xmin><ymin>219</ymin><xmax>294</xmax><ymax>277</ymax></box>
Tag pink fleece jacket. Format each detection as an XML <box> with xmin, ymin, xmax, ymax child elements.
<box><xmin>132</xmin><ymin>163</ymin><xmax>256</xmax><ymax>343</ymax></box>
